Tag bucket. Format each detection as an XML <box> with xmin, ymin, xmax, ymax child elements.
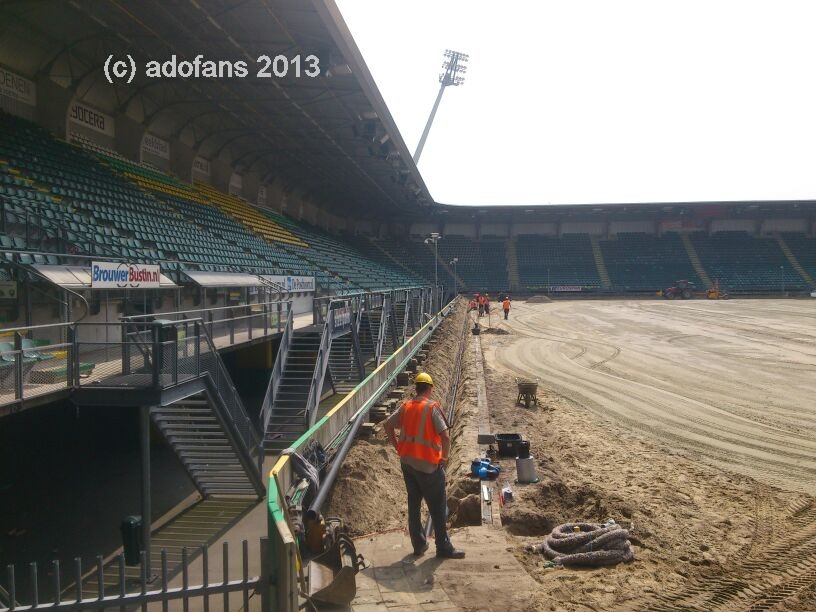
<box><xmin>516</xmin><ymin>456</ymin><xmax>538</xmax><ymax>483</ymax></box>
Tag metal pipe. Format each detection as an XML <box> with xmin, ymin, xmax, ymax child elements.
<box><xmin>305</xmin><ymin>406</ymin><xmax>369</xmax><ymax>519</ymax></box>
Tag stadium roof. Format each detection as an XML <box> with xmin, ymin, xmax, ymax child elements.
<box><xmin>0</xmin><ymin>0</ymin><xmax>431</xmax><ymax>217</ymax></box>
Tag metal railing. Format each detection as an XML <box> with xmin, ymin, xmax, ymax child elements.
<box><xmin>1</xmin><ymin>540</ymin><xmax>262</xmax><ymax>611</ymax></box>
<box><xmin>0</xmin><ymin>322</ymin><xmax>76</xmax><ymax>412</ymax></box>
<box><xmin>121</xmin><ymin>299</ymin><xmax>291</xmax><ymax>349</ymax></box>
<box><xmin>304</xmin><ymin>309</ymin><xmax>334</xmax><ymax>428</ymax></box>
<box><xmin>261</xmin><ymin>312</ymin><xmax>293</xmax><ymax>435</ymax></box>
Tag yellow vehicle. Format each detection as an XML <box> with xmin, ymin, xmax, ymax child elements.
<box><xmin>706</xmin><ymin>280</ymin><xmax>729</xmax><ymax>300</ymax></box>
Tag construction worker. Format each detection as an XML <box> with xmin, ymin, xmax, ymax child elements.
<box><xmin>484</xmin><ymin>293</ymin><xmax>491</xmax><ymax>315</ymax></box>
<box><xmin>383</xmin><ymin>372</ymin><xmax>465</xmax><ymax>559</ymax></box>
<box><xmin>468</xmin><ymin>297</ymin><xmax>478</xmax><ymax>312</ymax></box>
<box><xmin>477</xmin><ymin>293</ymin><xmax>485</xmax><ymax>317</ymax></box>
<box><xmin>503</xmin><ymin>296</ymin><xmax>511</xmax><ymax>320</ymax></box>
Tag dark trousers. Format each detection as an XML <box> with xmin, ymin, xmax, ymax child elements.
<box><xmin>504</xmin><ymin>310</ymin><xmax>509</xmax><ymax>320</ymax></box>
<box><xmin>401</xmin><ymin>463</ymin><xmax>450</xmax><ymax>552</ymax></box>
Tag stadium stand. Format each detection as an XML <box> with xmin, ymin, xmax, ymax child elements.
<box><xmin>367</xmin><ymin>238</ymin><xmax>438</xmax><ymax>285</ymax></box>
<box><xmin>780</xmin><ymin>232</ymin><xmax>816</xmax><ymax>283</ymax></box>
<box><xmin>0</xmin><ymin>111</ymin><xmax>422</xmax><ymax>291</ymax></box>
<box><xmin>517</xmin><ymin>234</ymin><xmax>602</xmax><ymax>291</ymax></box>
<box><xmin>256</xmin><ymin>208</ymin><xmax>420</xmax><ymax>291</ymax></box>
<box><xmin>600</xmin><ymin>232</ymin><xmax>702</xmax><ymax>291</ymax></box>
<box><xmin>436</xmin><ymin>235</ymin><xmax>508</xmax><ymax>292</ymax></box>
<box><xmin>690</xmin><ymin>231</ymin><xmax>805</xmax><ymax>292</ymax></box>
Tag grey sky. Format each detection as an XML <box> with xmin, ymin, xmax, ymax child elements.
<box><xmin>336</xmin><ymin>0</ymin><xmax>816</xmax><ymax>206</ymax></box>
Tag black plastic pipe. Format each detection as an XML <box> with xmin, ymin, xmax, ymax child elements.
<box><xmin>305</xmin><ymin>407</ymin><xmax>368</xmax><ymax>521</ymax></box>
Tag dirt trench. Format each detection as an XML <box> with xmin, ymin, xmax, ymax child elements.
<box><xmin>323</xmin><ymin>299</ymin><xmax>470</xmax><ymax>536</ymax></box>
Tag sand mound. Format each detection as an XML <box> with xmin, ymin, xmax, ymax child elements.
<box><xmin>526</xmin><ymin>295</ymin><xmax>552</xmax><ymax>303</ymax></box>
<box><xmin>480</xmin><ymin>327</ymin><xmax>510</xmax><ymax>335</ymax></box>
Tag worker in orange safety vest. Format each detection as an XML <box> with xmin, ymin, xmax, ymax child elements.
<box><xmin>502</xmin><ymin>296</ymin><xmax>511</xmax><ymax>320</ymax></box>
<box><xmin>384</xmin><ymin>372</ymin><xmax>465</xmax><ymax>559</ymax></box>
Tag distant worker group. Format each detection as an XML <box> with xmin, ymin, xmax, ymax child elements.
<box><xmin>468</xmin><ymin>292</ymin><xmax>511</xmax><ymax>320</ymax></box>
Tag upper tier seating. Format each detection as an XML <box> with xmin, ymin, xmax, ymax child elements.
<box><xmin>516</xmin><ymin>234</ymin><xmax>601</xmax><ymax>291</ymax></box>
<box><xmin>600</xmin><ymin>232</ymin><xmax>701</xmax><ymax>291</ymax></box>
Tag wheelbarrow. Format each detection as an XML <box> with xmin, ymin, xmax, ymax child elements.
<box><xmin>516</xmin><ymin>378</ymin><xmax>539</xmax><ymax>408</ymax></box>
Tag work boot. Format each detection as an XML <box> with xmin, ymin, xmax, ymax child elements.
<box><xmin>413</xmin><ymin>542</ymin><xmax>429</xmax><ymax>556</ymax></box>
<box><xmin>436</xmin><ymin>545</ymin><xmax>465</xmax><ymax>559</ymax></box>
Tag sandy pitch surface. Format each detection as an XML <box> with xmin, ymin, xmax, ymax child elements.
<box><xmin>480</xmin><ymin>299</ymin><xmax>816</xmax><ymax>610</ymax></box>
<box><xmin>492</xmin><ymin>299</ymin><xmax>816</xmax><ymax>494</ymax></box>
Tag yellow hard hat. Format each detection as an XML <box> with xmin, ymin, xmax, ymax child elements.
<box><xmin>415</xmin><ymin>372</ymin><xmax>434</xmax><ymax>385</ymax></box>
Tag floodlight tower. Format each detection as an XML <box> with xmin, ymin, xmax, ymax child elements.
<box><xmin>413</xmin><ymin>49</ymin><xmax>468</xmax><ymax>164</ymax></box>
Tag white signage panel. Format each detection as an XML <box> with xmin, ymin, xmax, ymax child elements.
<box><xmin>91</xmin><ymin>262</ymin><xmax>161</xmax><ymax>289</ymax></box>
<box><xmin>68</xmin><ymin>102</ymin><xmax>115</xmax><ymax>137</ymax></box>
<box><xmin>192</xmin><ymin>156</ymin><xmax>211</xmax><ymax>177</ymax></box>
<box><xmin>265</xmin><ymin>275</ymin><xmax>316</xmax><ymax>293</ymax></box>
<box><xmin>0</xmin><ymin>66</ymin><xmax>36</xmax><ymax>106</ymax></box>
<box><xmin>141</xmin><ymin>133</ymin><xmax>170</xmax><ymax>160</ymax></box>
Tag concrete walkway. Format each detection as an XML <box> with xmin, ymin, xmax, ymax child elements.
<box><xmin>350</xmin><ymin>526</ymin><xmax>537</xmax><ymax>611</ymax></box>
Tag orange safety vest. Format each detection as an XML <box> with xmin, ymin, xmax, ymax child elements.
<box><xmin>503</xmin><ymin>299</ymin><xmax>511</xmax><ymax>311</ymax></box>
<box><xmin>397</xmin><ymin>397</ymin><xmax>443</xmax><ymax>464</ymax></box>
<box><xmin>478</xmin><ymin>296</ymin><xmax>486</xmax><ymax>305</ymax></box>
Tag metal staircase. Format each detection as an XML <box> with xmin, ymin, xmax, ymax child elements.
<box><xmin>262</xmin><ymin>330</ymin><xmax>322</xmax><ymax>453</ymax></box>
<box><xmin>72</xmin><ymin>319</ymin><xmax>266</xmax><ymax>498</ymax></box>
<box><xmin>327</xmin><ymin>334</ymin><xmax>360</xmax><ymax>394</ymax></box>
<box><xmin>152</xmin><ymin>394</ymin><xmax>260</xmax><ymax>497</ymax></box>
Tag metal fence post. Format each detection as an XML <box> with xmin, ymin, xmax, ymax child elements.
<box><xmin>13</xmin><ymin>332</ymin><xmax>23</xmax><ymax>400</ymax></box>
<box><xmin>247</xmin><ymin>305</ymin><xmax>253</xmax><ymax>341</ymax></box>
<box><xmin>277</xmin><ymin>302</ymin><xmax>283</xmax><ymax>333</ymax></box>
<box><xmin>194</xmin><ymin>322</ymin><xmax>201</xmax><ymax>378</ymax></box>
<box><xmin>229</xmin><ymin>309</ymin><xmax>235</xmax><ymax>345</ymax></box>
<box><xmin>151</xmin><ymin>324</ymin><xmax>160</xmax><ymax>389</ymax></box>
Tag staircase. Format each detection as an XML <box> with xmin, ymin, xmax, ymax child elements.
<box><xmin>152</xmin><ymin>395</ymin><xmax>261</xmax><ymax>497</ymax></box>
<box><xmin>358</xmin><ymin>311</ymin><xmax>376</xmax><ymax>361</ymax></box>
<box><xmin>393</xmin><ymin>300</ymin><xmax>408</xmax><ymax>344</ymax></box>
<box><xmin>263</xmin><ymin>331</ymin><xmax>321</xmax><ymax>453</ymax></box>
<box><xmin>776</xmin><ymin>233</ymin><xmax>816</xmax><ymax>288</ymax></box>
<box><xmin>367</xmin><ymin>307</ymin><xmax>393</xmax><ymax>365</ymax></box>
<box><xmin>328</xmin><ymin>333</ymin><xmax>359</xmax><ymax>394</ymax></box>
<box><xmin>680</xmin><ymin>233</ymin><xmax>713</xmax><ymax>288</ymax></box>
<box><xmin>590</xmin><ymin>236</ymin><xmax>612</xmax><ymax>289</ymax></box>
<box><xmin>506</xmin><ymin>237</ymin><xmax>521</xmax><ymax>292</ymax></box>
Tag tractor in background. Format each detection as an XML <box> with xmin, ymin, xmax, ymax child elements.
<box><xmin>661</xmin><ymin>280</ymin><xmax>695</xmax><ymax>300</ymax></box>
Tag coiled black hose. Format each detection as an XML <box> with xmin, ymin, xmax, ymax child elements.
<box><xmin>528</xmin><ymin>522</ymin><xmax>634</xmax><ymax>567</ymax></box>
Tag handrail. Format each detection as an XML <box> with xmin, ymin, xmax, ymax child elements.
<box><xmin>119</xmin><ymin>299</ymin><xmax>291</xmax><ymax>321</ymax></box>
<box><xmin>304</xmin><ymin>308</ymin><xmax>334</xmax><ymax>428</ymax></box>
<box><xmin>261</xmin><ymin>309</ymin><xmax>293</xmax><ymax>435</ymax></box>
<box><xmin>374</xmin><ymin>294</ymin><xmax>389</xmax><ymax>366</ymax></box>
